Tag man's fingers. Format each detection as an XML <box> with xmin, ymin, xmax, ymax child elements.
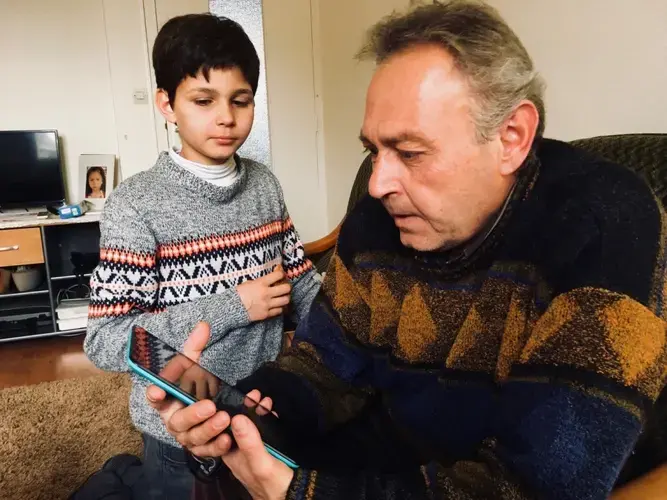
<box><xmin>244</xmin><ymin>389</ymin><xmax>263</xmax><ymax>407</ymax></box>
<box><xmin>190</xmin><ymin>432</ymin><xmax>234</xmax><ymax>458</ymax></box>
<box><xmin>146</xmin><ymin>384</ymin><xmax>167</xmax><ymax>406</ymax></box>
<box><xmin>146</xmin><ymin>385</ymin><xmax>187</xmax><ymax>425</ymax></box>
<box><xmin>231</xmin><ymin>414</ymin><xmax>266</xmax><ymax>458</ymax></box>
<box><xmin>167</xmin><ymin>400</ymin><xmax>216</xmax><ymax>434</ymax></box>
<box><xmin>179</xmin><ymin>411</ymin><xmax>231</xmax><ymax>448</ymax></box>
<box><xmin>270</xmin><ymin>283</ymin><xmax>291</xmax><ymax>298</ymax></box>
<box><xmin>182</xmin><ymin>322</ymin><xmax>211</xmax><ymax>362</ymax></box>
<box><xmin>255</xmin><ymin>397</ymin><xmax>273</xmax><ymax>416</ymax></box>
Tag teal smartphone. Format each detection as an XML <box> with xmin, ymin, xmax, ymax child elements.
<box><xmin>126</xmin><ymin>325</ymin><xmax>299</xmax><ymax>469</ymax></box>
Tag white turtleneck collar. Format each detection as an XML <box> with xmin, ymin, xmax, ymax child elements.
<box><xmin>168</xmin><ymin>147</ymin><xmax>238</xmax><ymax>188</ymax></box>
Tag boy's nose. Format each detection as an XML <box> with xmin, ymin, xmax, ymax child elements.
<box><xmin>216</xmin><ymin>104</ymin><xmax>235</xmax><ymax>126</ymax></box>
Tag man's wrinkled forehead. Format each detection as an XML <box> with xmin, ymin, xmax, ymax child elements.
<box><xmin>367</xmin><ymin>44</ymin><xmax>466</xmax><ymax>99</ymax></box>
<box><xmin>362</xmin><ymin>45</ymin><xmax>471</xmax><ymax>144</ymax></box>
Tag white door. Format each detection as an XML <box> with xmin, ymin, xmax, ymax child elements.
<box><xmin>142</xmin><ymin>0</ymin><xmax>210</xmax><ymax>152</ymax></box>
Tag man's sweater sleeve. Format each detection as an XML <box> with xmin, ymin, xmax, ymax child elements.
<box><xmin>284</xmin><ymin>288</ymin><xmax>666</xmax><ymax>497</ymax></box>
<box><xmin>84</xmin><ymin>194</ymin><xmax>250</xmax><ymax>372</ymax></box>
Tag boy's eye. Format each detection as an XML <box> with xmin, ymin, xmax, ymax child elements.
<box><xmin>195</xmin><ymin>99</ymin><xmax>212</xmax><ymax>106</ymax></box>
<box><xmin>232</xmin><ymin>100</ymin><xmax>252</xmax><ymax>107</ymax></box>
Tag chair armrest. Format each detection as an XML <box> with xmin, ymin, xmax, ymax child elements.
<box><xmin>611</xmin><ymin>463</ymin><xmax>667</xmax><ymax>499</ymax></box>
<box><xmin>303</xmin><ymin>224</ymin><xmax>341</xmax><ymax>257</ymax></box>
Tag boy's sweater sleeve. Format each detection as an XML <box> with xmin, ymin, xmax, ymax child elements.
<box><xmin>280</xmin><ymin>207</ymin><xmax>321</xmax><ymax>324</ymax></box>
<box><xmin>84</xmin><ymin>195</ymin><xmax>250</xmax><ymax>372</ymax></box>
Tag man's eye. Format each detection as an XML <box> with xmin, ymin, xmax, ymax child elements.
<box><xmin>398</xmin><ymin>150</ymin><xmax>421</xmax><ymax>160</ymax></box>
<box><xmin>195</xmin><ymin>99</ymin><xmax>212</xmax><ymax>106</ymax></box>
<box><xmin>233</xmin><ymin>100</ymin><xmax>252</xmax><ymax>107</ymax></box>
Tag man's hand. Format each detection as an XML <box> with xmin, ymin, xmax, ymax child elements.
<box><xmin>237</xmin><ymin>265</ymin><xmax>291</xmax><ymax>322</ymax></box>
<box><xmin>147</xmin><ymin>323</ymin><xmax>294</xmax><ymax>499</ymax></box>
<box><xmin>146</xmin><ymin>322</ymin><xmax>215</xmax><ymax>426</ymax></box>
<box><xmin>178</xmin><ymin>362</ymin><xmax>220</xmax><ymax>400</ymax></box>
<box><xmin>163</xmin><ymin>389</ymin><xmax>293</xmax><ymax>500</ymax></box>
<box><xmin>223</xmin><ymin>413</ymin><xmax>294</xmax><ymax>500</ymax></box>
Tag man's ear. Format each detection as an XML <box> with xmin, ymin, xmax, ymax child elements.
<box><xmin>155</xmin><ymin>89</ymin><xmax>177</xmax><ymax>124</ymax></box>
<box><xmin>497</xmin><ymin>100</ymin><xmax>539</xmax><ymax>176</ymax></box>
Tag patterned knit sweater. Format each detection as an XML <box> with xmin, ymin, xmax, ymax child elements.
<box><xmin>233</xmin><ymin>139</ymin><xmax>667</xmax><ymax>500</ymax></box>
<box><xmin>84</xmin><ymin>152</ymin><xmax>320</xmax><ymax>445</ymax></box>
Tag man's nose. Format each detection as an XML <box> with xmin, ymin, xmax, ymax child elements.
<box><xmin>368</xmin><ymin>153</ymin><xmax>400</xmax><ymax>199</ymax></box>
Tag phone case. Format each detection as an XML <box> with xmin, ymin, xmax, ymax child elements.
<box><xmin>125</xmin><ymin>329</ymin><xmax>299</xmax><ymax>469</ymax></box>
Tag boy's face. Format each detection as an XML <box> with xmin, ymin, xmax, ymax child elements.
<box><xmin>156</xmin><ymin>67</ymin><xmax>255</xmax><ymax>165</ymax></box>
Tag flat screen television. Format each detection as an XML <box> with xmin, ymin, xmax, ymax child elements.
<box><xmin>0</xmin><ymin>129</ymin><xmax>66</xmax><ymax>209</ymax></box>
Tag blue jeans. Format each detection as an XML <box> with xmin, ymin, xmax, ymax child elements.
<box><xmin>141</xmin><ymin>433</ymin><xmax>194</xmax><ymax>500</ymax></box>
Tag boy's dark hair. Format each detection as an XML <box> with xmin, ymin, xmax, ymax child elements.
<box><xmin>152</xmin><ymin>13</ymin><xmax>260</xmax><ymax>105</ymax></box>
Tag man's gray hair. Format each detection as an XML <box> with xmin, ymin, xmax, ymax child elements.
<box><xmin>358</xmin><ymin>0</ymin><xmax>546</xmax><ymax>142</ymax></box>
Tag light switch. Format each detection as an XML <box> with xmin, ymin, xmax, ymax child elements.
<box><xmin>133</xmin><ymin>89</ymin><xmax>148</xmax><ymax>104</ymax></box>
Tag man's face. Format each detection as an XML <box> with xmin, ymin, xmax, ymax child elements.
<box><xmin>361</xmin><ymin>45</ymin><xmax>513</xmax><ymax>251</ymax></box>
<box><xmin>158</xmin><ymin>67</ymin><xmax>255</xmax><ymax>165</ymax></box>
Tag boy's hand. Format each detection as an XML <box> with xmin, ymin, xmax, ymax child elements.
<box><xmin>237</xmin><ymin>265</ymin><xmax>291</xmax><ymax>321</ymax></box>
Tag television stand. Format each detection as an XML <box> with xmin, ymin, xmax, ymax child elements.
<box><xmin>0</xmin><ymin>207</ymin><xmax>48</xmax><ymax>217</ymax></box>
<box><xmin>0</xmin><ymin>213</ymin><xmax>100</xmax><ymax>343</ymax></box>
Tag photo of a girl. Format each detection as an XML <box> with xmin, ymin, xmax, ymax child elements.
<box><xmin>85</xmin><ymin>166</ymin><xmax>106</xmax><ymax>199</ymax></box>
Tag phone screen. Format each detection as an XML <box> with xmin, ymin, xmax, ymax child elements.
<box><xmin>128</xmin><ymin>326</ymin><xmax>298</xmax><ymax>467</ymax></box>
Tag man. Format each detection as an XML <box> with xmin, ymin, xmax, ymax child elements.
<box><xmin>148</xmin><ymin>1</ymin><xmax>667</xmax><ymax>499</ymax></box>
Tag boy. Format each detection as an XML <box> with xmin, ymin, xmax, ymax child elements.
<box><xmin>84</xmin><ymin>14</ymin><xmax>320</xmax><ymax>499</ymax></box>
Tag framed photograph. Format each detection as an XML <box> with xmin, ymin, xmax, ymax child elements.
<box><xmin>79</xmin><ymin>154</ymin><xmax>116</xmax><ymax>210</ymax></box>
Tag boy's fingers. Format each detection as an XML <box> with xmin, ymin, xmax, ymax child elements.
<box><xmin>270</xmin><ymin>283</ymin><xmax>291</xmax><ymax>297</ymax></box>
<box><xmin>159</xmin><ymin>354</ymin><xmax>193</xmax><ymax>383</ymax></box>
<box><xmin>270</xmin><ymin>295</ymin><xmax>290</xmax><ymax>308</ymax></box>
<box><xmin>207</xmin><ymin>377</ymin><xmax>220</xmax><ymax>399</ymax></box>
<box><xmin>262</xmin><ymin>266</ymin><xmax>285</xmax><ymax>285</ymax></box>
<box><xmin>267</xmin><ymin>307</ymin><xmax>283</xmax><ymax>318</ymax></box>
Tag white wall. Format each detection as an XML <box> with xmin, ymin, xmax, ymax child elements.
<box><xmin>262</xmin><ymin>0</ymin><xmax>327</xmax><ymax>242</ymax></box>
<box><xmin>0</xmin><ymin>0</ymin><xmax>165</xmax><ymax>203</ymax></box>
<box><xmin>102</xmin><ymin>0</ymin><xmax>163</xmax><ymax>183</ymax></box>
<box><xmin>313</xmin><ymin>0</ymin><xmax>409</xmax><ymax>228</ymax></box>
<box><xmin>484</xmin><ymin>0</ymin><xmax>667</xmax><ymax>140</ymax></box>
<box><xmin>0</xmin><ymin>0</ymin><xmax>119</xmax><ymax>203</ymax></box>
<box><xmin>310</xmin><ymin>0</ymin><xmax>667</xmax><ymax>228</ymax></box>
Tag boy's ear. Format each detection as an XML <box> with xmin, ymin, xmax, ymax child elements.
<box><xmin>155</xmin><ymin>89</ymin><xmax>177</xmax><ymax>124</ymax></box>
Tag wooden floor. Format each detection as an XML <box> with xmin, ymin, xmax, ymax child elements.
<box><xmin>0</xmin><ymin>334</ymin><xmax>102</xmax><ymax>389</ymax></box>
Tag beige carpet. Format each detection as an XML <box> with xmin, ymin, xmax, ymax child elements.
<box><xmin>0</xmin><ymin>373</ymin><xmax>142</xmax><ymax>500</ymax></box>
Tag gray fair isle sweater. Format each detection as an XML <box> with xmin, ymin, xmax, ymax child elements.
<box><xmin>84</xmin><ymin>152</ymin><xmax>321</xmax><ymax>446</ymax></box>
